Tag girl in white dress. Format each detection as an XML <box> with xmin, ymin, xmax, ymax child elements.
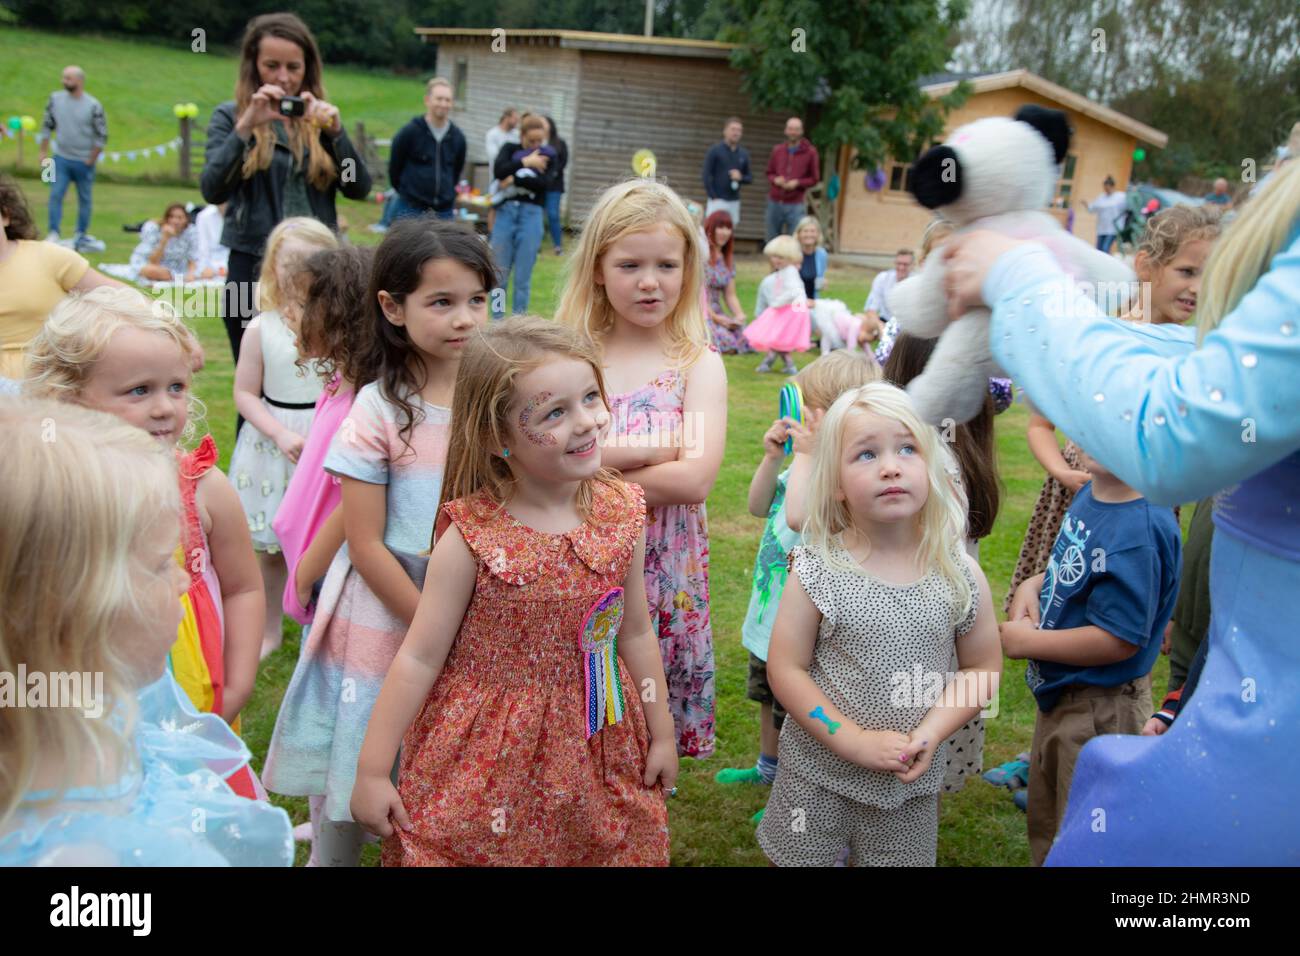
<box><xmin>228</xmin><ymin>217</ymin><xmax>338</xmax><ymax>658</ymax></box>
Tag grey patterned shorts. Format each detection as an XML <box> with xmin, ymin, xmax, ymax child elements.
<box><xmin>756</xmin><ymin>766</ymin><xmax>939</xmax><ymax>867</ymax></box>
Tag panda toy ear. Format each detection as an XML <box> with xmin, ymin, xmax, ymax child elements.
<box><xmin>1014</xmin><ymin>105</ymin><xmax>1071</xmax><ymax>164</ymax></box>
<box><xmin>908</xmin><ymin>145</ymin><xmax>962</xmax><ymax>210</ymax></box>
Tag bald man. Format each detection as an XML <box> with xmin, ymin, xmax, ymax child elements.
<box><xmin>1203</xmin><ymin>178</ymin><xmax>1233</xmax><ymax>208</ymax></box>
<box><xmin>764</xmin><ymin>116</ymin><xmax>820</xmax><ymax>241</ymax></box>
<box><xmin>38</xmin><ymin>65</ymin><xmax>108</xmax><ymax>252</ymax></box>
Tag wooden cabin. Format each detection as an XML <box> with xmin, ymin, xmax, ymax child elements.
<box><xmin>836</xmin><ymin>70</ymin><xmax>1168</xmax><ymax>258</ymax></box>
<box><xmin>413</xmin><ymin>30</ymin><xmax>1168</xmax><ymax>257</ymax></box>
<box><xmin>413</xmin><ymin>27</ymin><xmax>792</xmax><ymax>245</ymax></box>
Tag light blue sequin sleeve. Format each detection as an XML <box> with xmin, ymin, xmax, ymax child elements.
<box><xmin>983</xmin><ymin>230</ymin><xmax>1300</xmax><ymax>505</ymax></box>
<box><xmin>0</xmin><ymin>673</ymin><xmax>293</xmax><ymax>867</ymax></box>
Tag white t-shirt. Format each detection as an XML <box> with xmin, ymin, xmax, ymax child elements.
<box><xmin>485</xmin><ymin>125</ymin><xmax>520</xmax><ymax>166</ymax></box>
<box><xmin>1088</xmin><ymin>191</ymin><xmax>1128</xmax><ymax>235</ymax></box>
<box><xmin>195</xmin><ymin>205</ymin><xmax>229</xmax><ymax>275</ymax></box>
<box><xmin>864</xmin><ymin>268</ymin><xmax>900</xmax><ymax>320</ymax></box>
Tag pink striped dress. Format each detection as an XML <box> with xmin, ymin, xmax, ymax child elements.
<box><xmin>262</xmin><ymin>382</ymin><xmax>450</xmax><ymax>821</ymax></box>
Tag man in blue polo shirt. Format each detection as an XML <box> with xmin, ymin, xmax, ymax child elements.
<box><xmin>1203</xmin><ymin>177</ymin><xmax>1233</xmax><ymax>208</ymax></box>
<box><xmin>1000</xmin><ymin>445</ymin><xmax>1181</xmax><ymax>865</ymax></box>
<box><xmin>702</xmin><ymin>118</ymin><xmax>752</xmax><ymax>227</ymax></box>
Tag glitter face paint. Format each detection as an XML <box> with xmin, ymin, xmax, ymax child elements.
<box><xmin>518</xmin><ymin>391</ymin><xmax>558</xmax><ymax>446</ymax></box>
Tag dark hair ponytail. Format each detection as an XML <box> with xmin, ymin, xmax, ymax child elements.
<box><xmin>884</xmin><ymin>333</ymin><xmax>1002</xmax><ymax>541</ymax></box>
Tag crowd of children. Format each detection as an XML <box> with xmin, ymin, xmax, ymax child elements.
<box><xmin>0</xmin><ymin>169</ymin><xmax>1236</xmax><ymax>867</ymax></box>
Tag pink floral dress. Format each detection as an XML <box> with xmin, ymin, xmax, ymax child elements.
<box><xmin>703</xmin><ymin>257</ymin><xmax>751</xmax><ymax>355</ymax></box>
<box><xmin>608</xmin><ymin>365</ymin><xmax>716</xmax><ymax>759</ymax></box>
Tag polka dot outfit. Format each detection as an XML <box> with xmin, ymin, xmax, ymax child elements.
<box><xmin>760</xmin><ymin>769</ymin><xmax>938</xmax><ymax>867</ymax></box>
<box><xmin>756</xmin><ymin>544</ymin><xmax>978</xmax><ymax>866</ymax></box>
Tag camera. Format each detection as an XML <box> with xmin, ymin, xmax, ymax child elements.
<box><xmin>278</xmin><ymin>96</ymin><xmax>306</xmax><ymax>118</ymax></box>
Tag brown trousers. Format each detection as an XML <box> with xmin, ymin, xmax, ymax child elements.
<box><xmin>1026</xmin><ymin>674</ymin><xmax>1151</xmax><ymax>866</ymax></box>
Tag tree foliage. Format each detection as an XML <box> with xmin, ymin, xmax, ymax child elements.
<box><xmin>719</xmin><ymin>0</ymin><xmax>971</xmax><ymax>174</ymax></box>
<box><xmin>952</xmin><ymin>0</ymin><xmax>1300</xmax><ymax>184</ymax></box>
<box><xmin>0</xmin><ymin>0</ymin><xmax>716</xmax><ymax>66</ymax></box>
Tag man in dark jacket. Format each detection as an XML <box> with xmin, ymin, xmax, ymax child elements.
<box><xmin>702</xmin><ymin>117</ymin><xmax>751</xmax><ymax>227</ymax></box>
<box><xmin>764</xmin><ymin>117</ymin><xmax>820</xmax><ymax>241</ymax></box>
<box><xmin>388</xmin><ymin>77</ymin><xmax>467</xmax><ymax>221</ymax></box>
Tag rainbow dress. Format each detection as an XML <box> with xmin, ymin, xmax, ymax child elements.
<box><xmin>166</xmin><ymin>435</ymin><xmax>259</xmax><ymax>800</ymax></box>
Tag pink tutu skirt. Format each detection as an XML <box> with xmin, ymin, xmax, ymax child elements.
<box><xmin>743</xmin><ymin>303</ymin><xmax>811</xmax><ymax>353</ymax></box>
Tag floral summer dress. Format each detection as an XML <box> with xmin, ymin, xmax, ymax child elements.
<box><xmin>382</xmin><ymin>481</ymin><xmax>670</xmax><ymax>867</ymax></box>
<box><xmin>704</xmin><ymin>257</ymin><xmax>751</xmax><ymax>354</ymax></box>
<box><xmin>608</xmin><ymin>366</ymin><xmax>716</xmax><ymax>758</ymax></box>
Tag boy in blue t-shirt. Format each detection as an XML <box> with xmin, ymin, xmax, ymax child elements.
<box><xmin>1000</xmin><ymin>446</ymin><xmax>1181</xmax><ymax>865</ymax></box>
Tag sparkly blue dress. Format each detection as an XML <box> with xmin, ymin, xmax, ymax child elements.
<box><xmin>981</xmin><ymin>225</ymin><xmax>1300</xmax><ymax>865</ymax></box>
<box><xmin>0</xmin><ymin>672</ymin><xmax>293</xmax><ymax>866</ymax></box>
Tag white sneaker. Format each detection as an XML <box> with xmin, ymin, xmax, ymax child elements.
<box><xmin>45</xmin><ymin>230</ymin><xmax>61</xmax><ymax>244</ymax></box>
<box><xmin>366</xmin><ymin>223</ymin><xmax>388</xmax><ymax>234</ymax></box>
<box><xmin>74</xmin><ymin>234</ymin><xmax>106</xmax><ymax>253</ymax></box>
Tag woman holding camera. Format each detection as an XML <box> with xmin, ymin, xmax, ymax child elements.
<box><xmin>201</xmin><ymin>12</ymin><xmax>371</xmax><ymax>364</ymax></box>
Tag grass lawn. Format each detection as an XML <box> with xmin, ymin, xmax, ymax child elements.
<box><xmin>0</xmin><ymin>26</ymin><xmax>420</xmax><ymax>182</ymax></box>
<box><xmin>13</xmin><ymin>171</ymin><xmax>1177</xmax><ymax>867</ymax></box>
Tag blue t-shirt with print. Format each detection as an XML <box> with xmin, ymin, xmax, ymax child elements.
<box><xmin>1025</xmin><ymin>483</ymin><xmax>1182</xmax><ymax>712</ymax></box>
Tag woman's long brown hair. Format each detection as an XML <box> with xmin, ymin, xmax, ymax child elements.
<box><xmin>234</xmin><ymin>12</ymin><xmax>337</xmax><ymax>191</ymax></box>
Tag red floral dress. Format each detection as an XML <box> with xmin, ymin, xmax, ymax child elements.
<box><xmin>382</xmin><ymin>480</ymin><xmax>670</xmax><ymax>867</ymax></box>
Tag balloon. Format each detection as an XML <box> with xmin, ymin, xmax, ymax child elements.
<box><xmin>185</xmin><ymin>103</ymin><xmax>199</xmax><ymax>119</ymax></box>
<box><xmin>173</xmin><ymin>103</ymin><xmax>186</xmax><ymax>118</ymax></box>
<box><xmin>827</xmin><ymin>172</ymin><xmax>841</xmax><ymax>201</ymax></box>
<box><xmin>632</xmin><ymin>149</ymin><xmax>656</xmax><ymax>178</ymax></box>
<box><xmin>866</xmin><ymin>168</ymin><xmax>887</xmax><ymax>192</ymax></box>
<box><xmin>20</xmin><ymin>115</ymin><xmax>35</xmax><ymax>132</ymax></box>
<box><xmin>6</xmin><ymin>116</ymin><xmax>20</xmax><ymax>131</ymax></box>
<box><xmin>1133</xmin><ymin>147</ymin><xmax>1146</xmax><ymax>162</ymax></box>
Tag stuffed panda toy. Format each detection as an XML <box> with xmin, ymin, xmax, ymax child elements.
<box><xmin>886</xmin><ymin>105</ymin><xmax>1135</xmax><ymax>424</ymax></box>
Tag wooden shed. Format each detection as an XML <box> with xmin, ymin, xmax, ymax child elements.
<box><xmin>836</xmin><ymin>70</ymin><xmax>1168</xmax><ymax>258</ymax></box>
<box><xmin>413</xmin><ymin>27</ymin><xmax>792</xmax><ymax>245</ymax></box>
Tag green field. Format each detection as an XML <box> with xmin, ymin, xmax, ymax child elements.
<box><xmin>6</xmin><ymin>25</ymin><xmax>1178</xmax><ymax>865</ymax></box>
<box><xmin>0</xmin><ymin>26</ymin><xmax>417</xmax><ymax>182</ymax></box>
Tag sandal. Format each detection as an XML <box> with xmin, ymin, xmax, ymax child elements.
<box><xmin>982</xmin><ymin>757</ymin><xmax>1029</xmax><ymax>789</ymax></box>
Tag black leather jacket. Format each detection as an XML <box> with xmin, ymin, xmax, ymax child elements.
<box><xmin>200</xmin><ymin>101</ymin><xmax>372</xmax><ymax>257</ymax></box>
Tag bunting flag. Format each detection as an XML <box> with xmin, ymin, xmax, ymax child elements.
<box><xmin>88</xmin><ymin>137</ymin><xmax>183</xmax><ymax>164</ymax></box>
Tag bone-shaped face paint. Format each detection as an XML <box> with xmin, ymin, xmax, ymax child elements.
<box><xmin>518</xmin><ymin>391</ymin><xmax>559</xmax><ymax>446</ymax></box>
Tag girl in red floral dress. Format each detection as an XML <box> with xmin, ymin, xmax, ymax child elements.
<box><xmin>352</xmin><ymin>316</ymin><xmax>677</xmax><ymax>866</ymax></box>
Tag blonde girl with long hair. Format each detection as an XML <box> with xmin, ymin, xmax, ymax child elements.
<box><xmin>0</xmin><ymin>398</ymin><xmax>291</xmax><ymax>866</ymax></box>
<box><xmin>755</xmin><ymin>382</ymin><xmax>1001</xmax><ymax>866</ymax></box>
<box><xmin>715</xmin><ymin>351</ymin><xmax>880</xmax><ymax>797</ymax></box>
<box><xmin>556</xmin><ymin>177</ymin><xmax>728</xmax><ymax>759</ymax></box>
<box><xmin>944</xmin><ymin>158</ymin><xmax>1300</xmax><ymax>864</ymax></box>
<box><xmin>227</xmin><ymin>216</ymin><xmax>338</xmax><ymax>659</ymax></box>
<box><xmin>353</xmin><ymin>316</ymin><xmax>676</xmax><ymax>866</ymax></box>
<box><xmin>24</xmin><ymin>288</ymin><xmax>265</xmax><ymax>801</ymax></box>
<box><xmin>199</xmin><ymin>11</ymin><xmax>371</xmax><ymax>363</ymax></box>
